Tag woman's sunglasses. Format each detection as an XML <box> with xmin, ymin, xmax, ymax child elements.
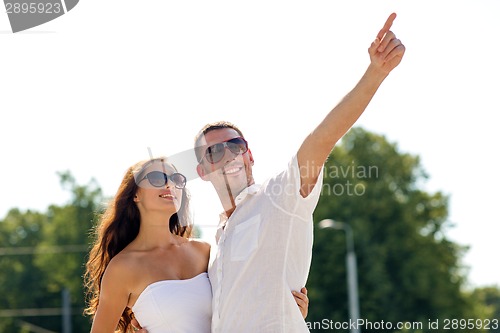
<box><xmin>199</xmin><ymin>137</ymin><xmax>249</xmax><ymax>164</ymax></box>
<box><xmin>139</xmin><ymin>171</ymin><xmax>187</xmax><ymax>189</ymax></box>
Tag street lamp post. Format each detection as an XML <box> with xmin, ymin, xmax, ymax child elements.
<box><xmin>319</xmin><ymin>219</ymin><xmax>361</xmax><ymax>333</ymax></box>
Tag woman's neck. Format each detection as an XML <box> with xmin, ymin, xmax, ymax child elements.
<box><xmin>133</xmin><ymin>212</ymin><xmax>179</xmax><ymax>250</ymax></box>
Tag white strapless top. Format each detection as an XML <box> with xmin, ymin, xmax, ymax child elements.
<box><xmin>132</xmin><ymin>272</ymin><xmax>212</xmax><ymax>333</ymax></box>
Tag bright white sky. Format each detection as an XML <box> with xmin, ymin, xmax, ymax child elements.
<box><xmin>1</xmin><ymin>0</ymin><xmax>499</xmax><ymax>289</ymax></box>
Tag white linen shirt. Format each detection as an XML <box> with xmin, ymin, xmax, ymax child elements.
<box><xmin>208</xmin><ymin>155</ymin><xmax>324</xmax><ymax>333</ymax></box>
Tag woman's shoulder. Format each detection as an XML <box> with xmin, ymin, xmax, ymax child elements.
<box><xmin>106</xmin><ymin>251</ymin><xmax>133</xmax><ymax>272</ymax></box>
<box><xmin>188</xmin><ymin>238</ymin><xmax>211</xmax><ymax>252</ymax></box>
<box><xmin>105</xmin><ymin>248</ymin><xmax>146</xmax><ymax>278</ymax></box>
<box><xmin>186</xmin><ymin>239</ymin><xmax>211</xmax><ymax>271</ymax></box>
<box><xmin>99</xmin><ymin>252</ymin><xmax>138</xmax><ymax>290</ymax></box>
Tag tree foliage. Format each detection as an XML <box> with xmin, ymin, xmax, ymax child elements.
<box><xmin>0</xmin><ymin>171</ymin><xmax>102</xmax><ymax>333</ymax></box>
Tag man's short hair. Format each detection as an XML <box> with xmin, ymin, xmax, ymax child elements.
<box><xmin>194</xmin><ymin>121</ymin><xmax>245</xmax><ymax>162</ymax></box>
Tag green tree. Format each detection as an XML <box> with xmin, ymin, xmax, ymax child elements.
<box><xmin>308</xmin><ymin>127</ymin><xmax>481</xmax><ymax>332</ymax></box>
<box><xmin>469</xmin><ymin>287</ymin><xmax>500</xmax><ymax>333</ymax></box>
<box><xmin>0</xmin><ymin>172</ymin><xmax>102</xmax><ymax>333</ymax></box>
<box><xmin>0</xmin><ymin>209</ymin><xmax>49</xmax><ymax>332</ymax></box>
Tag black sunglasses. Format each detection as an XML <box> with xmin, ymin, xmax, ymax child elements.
<box><xmin>199</xmin><ymin>137</ymin><xmax>249</xmax><ymax>164</ymax></box>
<box><xmin>139</xmin><ymin>171</ymin><xmax>187</xmax><ymax>189</ymax></box>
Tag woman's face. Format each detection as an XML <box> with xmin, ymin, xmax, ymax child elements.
<box><xmin>134</xmin><ymin>161</ymin><xmax>184</xmax><ymax>214</ymax></box>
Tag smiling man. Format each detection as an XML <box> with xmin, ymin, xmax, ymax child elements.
<box><xmin>194</xmin><ymin>122</ymin><xmax>319</xmax><ymax>332</ymax></box>
<box><xmin>194</xmin><ymin>12</ymin><xmax>405</xmax><ymax>333</ymax></box>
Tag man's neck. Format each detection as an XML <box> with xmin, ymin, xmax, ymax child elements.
<box><xmin>217</xmin><ymin>185</ymin><xmax>248</xmax><ymax>218</ymax></box>
<box><xmin>216</xmin><ymin>179</ymin><xmax>255</xmax><ymax>218</ymax></box>
<box><xmin>224</xmin><ymin>206</ymin><xmax>236</xmax><ymax>218</ymax></box>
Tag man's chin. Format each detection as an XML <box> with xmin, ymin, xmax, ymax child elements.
<box><xmin>221</xmin><ymin>179</ymin><xmax>247</xmax><ymax>195</ymax></box>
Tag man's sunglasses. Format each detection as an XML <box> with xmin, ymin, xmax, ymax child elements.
<box><xmin>139</xmin><ymin>171</ymin><xmax>187</xmax><ymax>189</ymax></box>
<box><xmin>199</xmin><ymin>137</ymin><xmax>249</xmax><ymax>164</ymax></box>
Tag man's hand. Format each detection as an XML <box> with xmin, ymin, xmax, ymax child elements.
<box><xmin>293</xmin><ymin>287</ymin><xmax>310</xmax><ymax>319</ymax></box>
<box><xmin>368</xmin><ymin>13</ymin><xmax>405</xmax><ymax>75</ymax></box>
<box><xmin>131</xmin><ymin>317</ymin><xmax>147</xmax><ymax>333</ymax></box>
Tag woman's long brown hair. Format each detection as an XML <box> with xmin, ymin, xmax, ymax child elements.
<box><xmin>84</xmin><ymin>158</ymin><xmax>191</xmax><ymax>332</ymax></box>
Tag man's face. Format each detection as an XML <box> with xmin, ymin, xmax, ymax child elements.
<box><xmin>197</xmin><ymin>128</ymin><xmax>254</xmax><ymax>197</ymax></box>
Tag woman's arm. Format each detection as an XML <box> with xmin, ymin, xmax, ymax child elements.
<box><xmin>90</xmin><ymin>259</ymin><xmax>131</xmax><ymax>333</ymax></box>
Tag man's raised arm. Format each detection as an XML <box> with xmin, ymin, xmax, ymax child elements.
<box><xmin>297</xmin><ymin>13</ymin><xmax>405</xmax><ymax>196</ymax></box>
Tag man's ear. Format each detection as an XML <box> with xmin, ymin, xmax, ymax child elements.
<box><xmin>248</xmin><ymin>148</ymin><xmax>255</xmax><ymax>166</ymax></box>
<box><xmin>196</xmin><ymin>163</ymin><xmax>210</xmax><ymax>181</ymax></box>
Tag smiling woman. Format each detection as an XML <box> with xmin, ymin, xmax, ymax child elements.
<box><xmin>83</xmin><ymin>157</ymin><xmax>214</xmax><ymax>333</ymax></box>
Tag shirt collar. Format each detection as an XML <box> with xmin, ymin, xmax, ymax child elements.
<box><xmin>217</xmin><ymin>184</ymin><xmax>260</xmax><ymax>227</ymax></box>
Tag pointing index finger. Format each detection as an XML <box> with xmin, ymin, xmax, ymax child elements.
<box><xmin>377</xmin><ymin>12</ymin><xmax>397</xmax><ymax>40</ymax></box>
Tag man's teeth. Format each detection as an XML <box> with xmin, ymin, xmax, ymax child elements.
<box><xmin>224</xmin><ymin>167</ymin><xmax>241</xmax><ymax>174</ymax></box>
